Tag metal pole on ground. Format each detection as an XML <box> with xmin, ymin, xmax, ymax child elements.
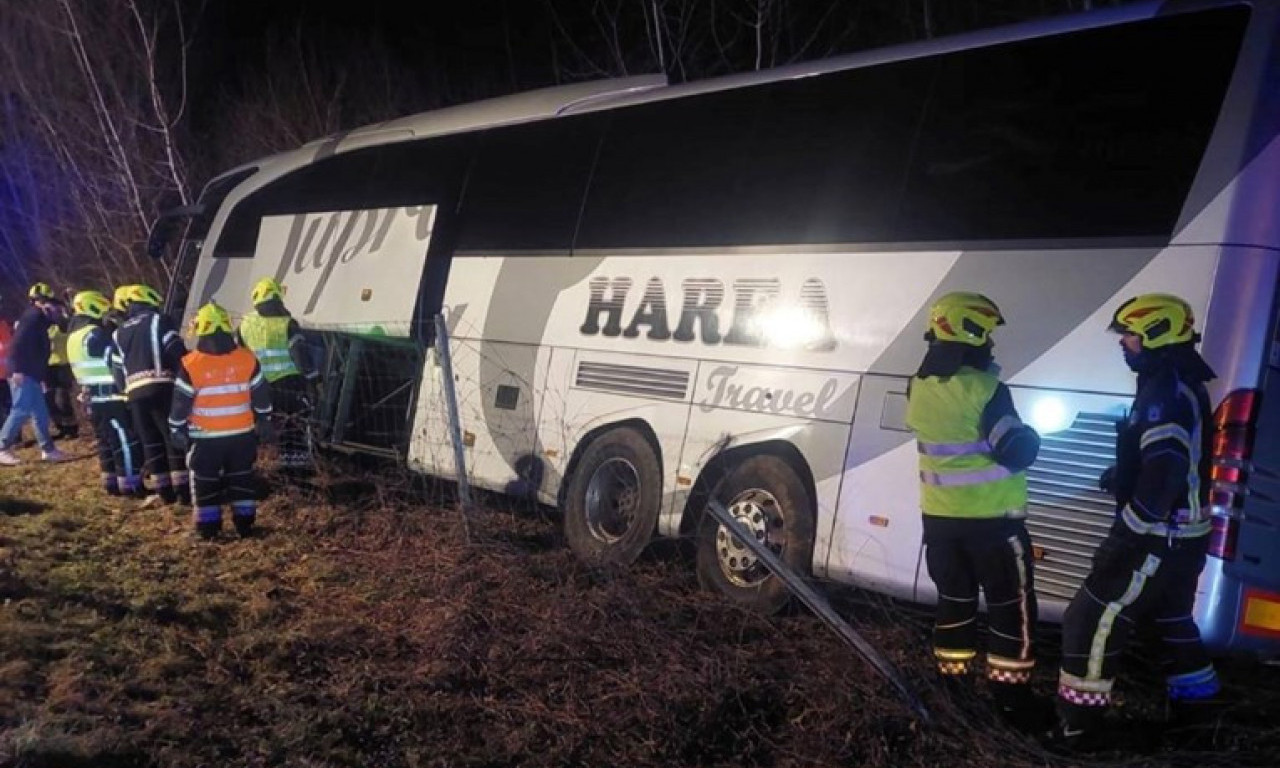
<box><xmin>705</xmin><ymin>499</ymin><xmax>931</xmax><ymax>725</ymax></box>
<box><xmin>433</xmin><ymin>314</ymin><xmax>474</xmax><ymax>536</ymax></box>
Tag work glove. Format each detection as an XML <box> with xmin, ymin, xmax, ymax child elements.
<box><xmin>170</xmin><ymin>427</ymin><xmax>190</xmax><ymax>453</ymax></box>
<box><xmin>1098</xmin><ymin>465</ymin><xmax>1116</xmax><ymax>495</ymax></box>
<box><xmin>256</xmin><ymin>417</ymin><xmax>277</xmax><ymax>444</ymax></box>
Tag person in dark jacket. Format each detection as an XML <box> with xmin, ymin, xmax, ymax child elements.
<box><xmin>107</xmin><ymin>284</ymin><xmax>190</xmax><ymax>504</ymax></box>
<box><xmin>905</xmin><ymin>292</ymin><xmax>1043</xmax><ymax>731</ymax></box>
<box><xmin>236</xmin><ymin>277</ymin><xmax>318</xmax><ymax>474</ymax></box>
<box><xmin>0</xmin><ymin>283</ymin><xmax>70</xmax><ymax>465</ymax></box>
<box><xmin>1052</xmin><ymin>293</ymin><xmax>1220</xmax><ymax>746</ymax></box>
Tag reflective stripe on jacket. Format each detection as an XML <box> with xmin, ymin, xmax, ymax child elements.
<box><xmin>238</xmin><ymin>312</ymin><xmax>299</xmax><ymax>382</ymax></box>
<box><xmin>67</xmin><ymin>324</ymin><xmax>123</xmax><ymax>403</ymax></box>
<box><xmin>906</xmin><ymin>367</ymin><xmax>1029</xmax><ymax>518</ymax></box>
<box><xmin>180</xmin><ymin>347</ymin><xmax>261</xmax><ymax>437</ymax></box>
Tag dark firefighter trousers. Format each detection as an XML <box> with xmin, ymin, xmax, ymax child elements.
<box><xmin>129</xmin><ymin>387</ymin><xmax>189</xmax><ymax>503</ymax></box>
<box><xmin>89</xmin><ymin>399</ymin><xmax>141</xmax><ymax>495</ymax></box>
<box><xmin>1058</xmin><ymin>524</ymin><xmax>1217</xmax><ymax>727</ymax></box>
<box><xmin>187</xmin><ymin>432</ymin><xmax>258</xmax><ymax>532</ymax></box>
<box><xmin>271</xmin><ymin>374</ymin><xmax>313</xmax><ymax>471</ymax></box>
<box><xmin>923</xmin><ymin>514</ymin><xmax>1038</xmax><ymax>683</ymax></box>
<box><xmin>45</xmin><ymin>364</ymin><xmax>78</xmax><ymax>435</ymax></box>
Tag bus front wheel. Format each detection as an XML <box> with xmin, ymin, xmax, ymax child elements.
<box><xmin>695</xmin><ymin>455</ymin><xmax>815</xmax><ymax>614</ymax></box>
<box><xmin>562</xmin><ymin>427</ymin><xmax>662</xmax><ymax>566</ymax></box>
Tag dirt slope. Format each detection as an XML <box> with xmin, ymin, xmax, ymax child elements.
<box><xmin>2</xmin><ymin>437</ymin><xmax>1278</xmax><ymax>767</ymax></box>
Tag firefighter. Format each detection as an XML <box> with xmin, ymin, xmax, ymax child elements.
<box><xmin>108</xmin><ymin>284</ymin><xmax>190</xmax><ymax>504</ymax></box>
<box><xmin>169</xmin><ymin>302</ymin><xmax>272</xmax><ymax>539</ymax></box>
<box><xmin>45</xmin><ymin>294</ymin><xmax>79</xmax><ymax>439</ymax></box>
<box><xmin>236</xmin><ymin>277</ymin><xmax>318</xmax><ymax>474</ymax></box>
<box><xmin>66</xmin><ymin>290</ymin><xmax>143</xmax><ymax>497</ymax></box>
<box><xmin>1053</xmin><ymin>293</ymin><xmax>1220</xmax><ymax>744</ymax></box>
<box><xmin>905</xmin><ymin>292</ymin><xmax>1043</xmax><ymax>728</ymax></box>
<box><xmin>0</xmin><ymin>284</ymin><xmax>69</xmax><ymax>465</ymax></box>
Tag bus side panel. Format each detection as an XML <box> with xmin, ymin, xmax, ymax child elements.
<box><xmin>674</xmin><ymin>367</ymin><xmax>856</xmax><ymax>576</ymax></box>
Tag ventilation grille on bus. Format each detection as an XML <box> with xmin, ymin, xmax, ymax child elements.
<box><xmin>1025</xmin><ymin>411</ymin><xmax>1120</xmax><ymax>603</ymax></box>
<box><xmin>574</xmin><ymin>361</ymin><xmax>690</xmax><ymax>400</ymax></box>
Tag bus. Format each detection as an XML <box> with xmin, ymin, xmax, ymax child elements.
<box><xmin>154</xmin><ymin>0</ymin><xmax>1280</xmax><ymax>655</ymax></box>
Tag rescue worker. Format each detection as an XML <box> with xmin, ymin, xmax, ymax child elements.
<box><xmin>67</xmin><ymin>290</ymin><xmax>143</xmax><ymax>497</ymax></box>
<box><xmin>45</xmin><ymin>295</ymin><xmax>79</xmax><ymax>439</ymax></box>
<box><xmin>1053</xmin><ymin>294</ymin><xmax>1220</xmax><ymax>744</ymax></box>
<box><xmin>236</xmin><ymin>277</ymin><xmax>318</xmax><ymax>474</ymax></box>
<box><xmin>169</xmin><ymin>302</ymin><xmax>272</xmax><ymax>539</ymax></box>
<box><xmin>904</xmin><ymin>292</ymin><xmax>1042</xmax><ymax>728</ymax></box>
<box><xmin>109</xmin><ymin>283</ymin><xmax>190</xmax><ymax>504</ymax></box>
<box><xmin>0</xmin><ymin>284</ymin><xmax>69</xmax><ymax>465</ymax></box>
<box><xmin>103</xmin><ymin>285</ymin><xmax>133</xmax><ymax>333</ymax></box>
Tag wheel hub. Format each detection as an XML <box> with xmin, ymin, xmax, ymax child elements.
<box><xmin>715</xmin><ymin>489</ymin><xmax>783</xmax><ymax>587</ymax></box>
<box><xmin>584</xmin><ymin>457</ymin><xmax>641</xmax><ymax>544</ymax></box>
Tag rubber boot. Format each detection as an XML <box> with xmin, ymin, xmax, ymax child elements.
<box><xmin>991</xmin><ymin>682</ymin><xmax>1054</xmax><ymax>734</ymax></box>
<box><xmin>231</xmin><ymin>502</ymin><xmax>256</xmax><ymax>539</ymax></box>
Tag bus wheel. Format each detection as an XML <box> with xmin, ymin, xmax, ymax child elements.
<box><xmin>562</xmin><ymin>427</ymin><xmax>662</xmax><ymax>566</ymax></box>
<box><xmin>695</xmin><ymin>455</ymin><xmax>814</xmax><ymax>614</ymax></box>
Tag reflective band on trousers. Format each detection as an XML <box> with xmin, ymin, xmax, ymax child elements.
<box><xmin>917</xmin><ymin>439</ymin><xmax>991</xmax><ymax>457</ymax></box>
<box><xmin>920</xmin><ymin>465</ymin><xmax>1014</xmax><ymax>487</ymax></box>
<box><xmin>1120</xmin><ymin>505</ymin><xmax>1212</xmax><ymax>539</ymax></box>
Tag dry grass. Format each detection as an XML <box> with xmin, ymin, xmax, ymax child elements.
<box><xmin>2</xmin><ymin>436</ymin><xmax>1279</xmax><ymax>768</ymax></box>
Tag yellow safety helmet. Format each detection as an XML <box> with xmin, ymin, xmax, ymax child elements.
<box><xmin>251</xmin><ymin>277</ymin><xmax>284</xmax><ymax>305</ymax></box>
<box><xmin>193</xmin><ymin>302</ymin><xmax>233</xmax><ymax>336</ymax></box>
<box><xmin>926</xmin><ymin>292</ymin><xmax>1005</xmax><ymax>347</ymax></box>
<box><xmin>112</xmin><ymin>285</ymin><xmax>135</xmax><ymax>312</ymax></box>
<box><xmin>28</xmin><ymin>282</ymin><xmax>54</xmax><ymax>301</ymax></box>
<box><xmin>1109</xmin><ymin>293</ymin><xmax>1197</xmax><ymax>349</ymax></box>
<box><xmin>125</xmin><ymin>284</ymin><xmax>163</xmax><ymax>308</ymax></box>
<box><xmin>72</xmin><ymin>290</ymin><xmax>112</xmax><ymax>320</ymax></box>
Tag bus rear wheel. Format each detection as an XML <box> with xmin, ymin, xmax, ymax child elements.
<box><xmin>695</xmin><ymin>455</ymin><xmax>815</xmax><ymax>614</ymax></box>
<box><xmin>563</xmin><ymin>427</ymin><xmax>662</xmax><ymax>566</ymax></box>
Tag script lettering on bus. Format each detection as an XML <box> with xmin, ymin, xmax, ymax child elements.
<box><xmin>273</xmin><ymin>206</ymin><xmax>434</xmax><ymax>314</ymax></box>
<box><xmin>578</xmin><ymin>276</ymin><xmax>836</xmax><ymax>351</ymax></box>
<box><xmin>699</xmin><ymin>365</ymin><xmax>840</xmax><ymax>419</ymax></box>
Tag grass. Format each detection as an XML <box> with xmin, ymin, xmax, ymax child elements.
<box><xmin>2</xmin><ymin>436</ymin><xmax>1279</xmax><ymax>767</ymax></box>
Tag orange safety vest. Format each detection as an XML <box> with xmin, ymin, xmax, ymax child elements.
<box><xmin>183</xmin><ymin>347</ymin><xmax>259</xmax><ymax>437</ymax></box>
<box><xmin>0</xmin><ymin>320</ymin><xmax>12</xmax><ymax>378</ymax></box>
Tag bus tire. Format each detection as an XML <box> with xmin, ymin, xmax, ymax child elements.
<box><xmin>695</xmin><ymin>454</ymin><xmax>815</xmax><ymax>614</ymax></box>
<box><xmin>562</xmin><ymin>427</ymin><xmax>662</xmax><ymax>566</ymax></box>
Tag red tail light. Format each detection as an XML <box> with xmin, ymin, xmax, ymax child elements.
<box><xmin>1208</xmin><ymin>389</ymin><xmax>1261</xmax><ymax>559</ymax></box>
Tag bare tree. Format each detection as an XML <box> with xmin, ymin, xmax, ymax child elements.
<box><xmin>0</xmin><ymin>0</ymin><xmax>196</xmax><ymax>299</ymax></box>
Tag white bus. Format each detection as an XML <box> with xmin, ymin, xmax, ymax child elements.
<box><xmin>156</xmin><ymin>0</ymin><xmax>1280</xmax><ymax>654</ymax></box>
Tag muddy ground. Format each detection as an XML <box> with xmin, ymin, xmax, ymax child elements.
<box><xmin>2</xmin><ymin>437</ymin><xmax>1278</xmax><ymax>767</ymax></box>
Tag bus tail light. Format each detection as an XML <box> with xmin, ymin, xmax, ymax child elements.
<box><xmin>1208</xmin><ymin>389</ymin><xmax>1261</xmax><ymax>560</ymax></box>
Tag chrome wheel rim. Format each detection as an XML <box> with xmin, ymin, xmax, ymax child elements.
<box><xmin>715</xmin><ymin>488</ymin><xmax>784</xmax><ymax>587</ymax></box>
<box><xmin>584</xmin><ymin>457</ymin><xmax>641</xmax><ymax>543</ymax></box>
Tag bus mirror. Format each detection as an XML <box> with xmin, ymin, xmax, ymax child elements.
<box><xmin>147</xmin><ymin>205</ymin><xmax>203</xmax><ymax>260</ymax></box>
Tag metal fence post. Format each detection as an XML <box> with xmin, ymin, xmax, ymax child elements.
<box><xmin>433</xmin><ymin>314</ymin><xmax>474</xmax><ymax>527</ymax></box>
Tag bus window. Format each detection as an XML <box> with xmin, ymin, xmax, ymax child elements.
<box><xmin>457</xmin><ymin>114</ymin><xmax>605</xmax><ymax>255</ymax></box>
<box><xmin>899</xmin><ymin>7</ymin><xmax>1248</xmax><ymax>243</ymax></box>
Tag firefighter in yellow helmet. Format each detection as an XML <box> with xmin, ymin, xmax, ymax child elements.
<box><xmin>1052</xmin><ymin>294</ymin><xmax>1219</xmax><ymax>745</ymax></box>
<box><xmin>106</xmin><ymin>283</ymin><xmax>190</xmax><ymax>504</ymax></box>
<box><xmin>236</xmin><ymin>277</ymin><xmax>318</xmax><ymax>474</ymax></box>
<box><xmin>168</xmin><ymin>302</ymin><xmax>273</xmax><ymax>539</ymax></box>
<box><xmin>905</xmin><ymin>292</ymin><xmax>1043</xmax><ymax>730</ymax></box>
<box><xmin>66</xmin><ymin>290</ymin><xmax>142</xmax><ymax>496</ymax></box>
<box><xmin>43</xmin><ymin>289</ymin><xmax>78</xmax><ymax>440</ymax></box>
